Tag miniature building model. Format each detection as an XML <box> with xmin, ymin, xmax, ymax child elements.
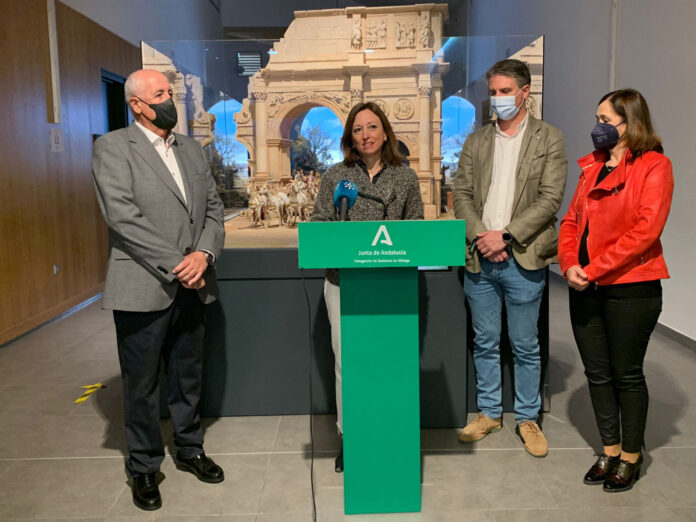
<box><xmin>235</xmin><ymin>4</ymin><xmax>450</xmax><ymax>219</ymax></box>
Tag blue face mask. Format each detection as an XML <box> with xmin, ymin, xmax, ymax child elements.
<box><xmin>591</xmin><ymin>121</ymin><xmax>625</xmax><ymax>150</ymax></box>
<box><xmin>490</xmin><ymin>90</ymin><xmax>525</xmax><ymax>121</ymax></box>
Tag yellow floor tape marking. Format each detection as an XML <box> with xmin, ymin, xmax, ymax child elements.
<box><xmin>73</xmin><ymin>382</ymin><xmax>106</xmax><ymax>404</ymax></box>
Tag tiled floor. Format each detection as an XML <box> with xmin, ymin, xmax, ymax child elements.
<box><xmin>1</xmin><ymin>277</ymin><xmax>695</xmax><ymax>521</ymax></box>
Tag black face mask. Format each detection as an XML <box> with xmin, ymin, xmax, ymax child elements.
<box><xmin>138</xmin><ymin>97</ymin><xmax>178</xmax><ymax>130</ymax></box>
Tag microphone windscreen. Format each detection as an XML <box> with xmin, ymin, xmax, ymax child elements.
<box><xmin>332</xmin><ymin>179</ymin><xmax>359</xmax><ymax>209</ymax></box>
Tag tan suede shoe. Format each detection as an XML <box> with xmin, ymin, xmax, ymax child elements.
<box><xmin>458</xmin><ymin>412</ymin><xmax>502</xmax><ymax>442</ymax></box>
<box><xmin>518</xmin><ymin>421</ymin><xmax>548</xmax><ymax>457</ymax></box>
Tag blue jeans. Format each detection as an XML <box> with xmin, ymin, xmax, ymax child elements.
<box><xmin>464</xmin><ymin>257</ymin><xmax>546</xmax><ymax>423</ymax></box>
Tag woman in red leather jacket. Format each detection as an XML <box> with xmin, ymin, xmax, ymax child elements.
<box><xmin>558</xmin><ymin>89</ymin><xmax>673</xmax><ymax>493</ymax></box>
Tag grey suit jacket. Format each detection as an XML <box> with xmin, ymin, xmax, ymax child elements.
<box><xmin>452</xmin><ymin>115</ymin><xmax>567</xmax><ymax>273</ymax></box>
<box><xmin>92</xmin><ymin>123</ymin><xmax>225</xmax><ymax>312</ymax></box>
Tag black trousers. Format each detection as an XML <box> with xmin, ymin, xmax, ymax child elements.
<box><xmin>569</xmin><ymin>282</ymin><xmax>661</xmax><ymax>453</ymax></box>
<box><xmin>114</xmin><ymin>287</ymin><xmax>205</xmax><ymax>474</ymax></box>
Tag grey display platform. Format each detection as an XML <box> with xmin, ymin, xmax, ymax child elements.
<box><xmin>192</xmin><ymin>248</ymin><xmax>549</xmax><ymax>428</ymax></box>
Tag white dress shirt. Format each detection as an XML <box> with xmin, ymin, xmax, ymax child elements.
<box><xmin>135</xmin><ymin>121</ymin><xmax>187</xmax><ymax>205</ymax></box>
<box><xmin>482</xmin><ymin>114</ymin><xmax>528</xmax><ymax>231</ymax></box>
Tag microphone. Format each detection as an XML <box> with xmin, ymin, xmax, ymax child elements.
<box><xmin>358</xmin><ymin>191</ymin><xmax>388</xmax><ymax>220</ymax></box>
<box><xmin>333</xmin><ymin>180</ymin><xmax>358</xmax><ymax>221</ymax></box>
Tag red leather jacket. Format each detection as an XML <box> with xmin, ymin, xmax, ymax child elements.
<box><xmin>558</xmin><ymin>149</ymin><xmax>673</xmax><ymax>285</ymax></box>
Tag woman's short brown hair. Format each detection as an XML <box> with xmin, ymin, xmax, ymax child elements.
<box><xmin>599</xmin><ymin>89</ymin><xmax>663</xmax><ymax>157</ymax></box>
<box><xmin>340</xmin><ymin>102</ymin><xmax>404</xmax><ymax>167</ymax></box>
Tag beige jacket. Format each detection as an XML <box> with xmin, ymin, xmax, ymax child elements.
<box><xmin>452</xmin><ymin>115</ymin><xmax>567</xmax><ymax>273</ymax></box>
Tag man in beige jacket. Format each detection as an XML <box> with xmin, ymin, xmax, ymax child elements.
<box><xmin>453</xmin><ymin>59</ymin><xmax>566</xmax><ymax>457</ymax></box>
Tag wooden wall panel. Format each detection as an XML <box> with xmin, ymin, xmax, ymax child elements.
<box><xmin>0</xmin><ymin>1</ymin><xmax>140</xmax><ymax>344</ymax></box>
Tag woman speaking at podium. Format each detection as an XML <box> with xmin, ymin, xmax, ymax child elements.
<box><xmin>558</xmin><ymin>89</ymin><xmax>673</xmax><ymax>492</ymax></box>
<box><xmin>310</xmin><ymin>101</ymin><xmax>423</xmax><ymax>472</ymax></box>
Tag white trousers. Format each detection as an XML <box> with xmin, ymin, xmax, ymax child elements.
<box><xmin>323</xmin><ymin>279</ymin><xmax>342</xmax><ymax>434</ymax></box>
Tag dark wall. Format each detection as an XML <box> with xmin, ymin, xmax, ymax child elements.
<box><xmin>221</xmin><ymin>0</ymin><xmax>468</xmax><ymax>36</ymax></box>
<box><xmin>193</xmin><ymin>249</ymin><xmax>549</xmax><ymax>427</ymax></box>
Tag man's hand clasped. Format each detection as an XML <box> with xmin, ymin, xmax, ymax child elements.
<box><xmin>173</xmin><ymin>251</ymin><xmax>208</xmax><ymax>290</ymax></box>
<box><xmin>475</xmin><ymin>230</ymin><xmax>510</xmax><ymax>263</ymax></box>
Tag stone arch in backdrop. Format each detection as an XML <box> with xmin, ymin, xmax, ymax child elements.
<box><xmin>234</xmin><ymin>4</ymin><xmax>450</xmax><ymax>219</ymax></box>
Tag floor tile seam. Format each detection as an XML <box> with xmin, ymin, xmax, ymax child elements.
<box><xmin>544</xmin><ymin>413</ymin><xmax>570</xmax><ymax>425</ymax></box>
<box><xmin>0</xmin><ymin>451</ymin><xmax>325</xmax><ymax>463</ymax></box>
<box><xmin>253</xmin><ymin>510</ymin><xmax>318</xmax><ymax>518</ymax></box>
<box><xmin>202</xmin><ymin>513</ymin><xmax>261</xmax><ymax>519</ymax></box>
<box><xmin>29</xmin><ymin>328</ymin><xmax>96</xmax><ymax>353</ymax></box>
<box><xmin>2</xmin><ymin>448</ymin><xmax>692</xmax><ymax>461</ymax></box>
<box><xmin>56</xmin><ymin>330</ymin><xmax>100</xmax><ymax>355</ymax></box>
<box><xmin>506</xmin><ymin>425</ymin><xmax>526</xmax><ymax>450</ymax></box>
<box><xmin>67</xmin><ymin>410</ymin><xmax>118</xmax><ymax>418</ymax></box>
<box><xmin>430</xmin><ymin>507</ymin><xmax>575</xmax><ymax>512</ymax></box>
<box><xmin>253</xmin><ymin>451</ymin><xmax>274</xmax><ymax>516</ymax></box>
<box><xmin>15</xmin><ymin>350</ymin><xmax>87</xmax><ymax>382</ymax></box>
<box><xmin>0</xmin><ymin>361</ymin><xmax>56</xmax><ymax>386</ymax></box>
<box><xmin>423</xmin><ymin>447</ymin><xmax>525</xmax><ymax>453</ymax></box>
<box><xmin>1</xmin><ymin>327</ymin><xmax>92</xmax><ymax>353</ymax></box>
<box><xmin>0</xmin><ymin>459</ymin><xmax>17</xmax><ymax>478</ymax></box>
<box><xmin>0</xmin><ymin>446</ymin><xmax>619</xmax><ymax>463</ymax></box>
<box><xmin>526</xmin><ymin>448</ymin><xmax>563</xmax><ymax>510</ymax></box>
<box><xmin>269</xmin><ymin>415</ymin><xmax>282</xmax><ymax>452</ymax></box>
<box><xmin>423</xmin><ymin>446</ymin><xmax>595</xmax><ymax>452</ymax></box>
<box><xmin>0</xmin><ymin>519</ymin><xmax>110</xmax><ymax>521</ymax></box>
<box><xmin>0</xmin><ymin>456</ymin><xmax>128</xmax><ymax>462</ymax></box>
<box><xmin>103</xmin><ymin>481</ymin><xmax>128</xmax><ymax>518</ymax></box>
<box><xmin>647</xmin><ymin>445</ymin><xmax>696</xmax><ymax>451</ymax></box>
<box><xmin>255</xmin><ymin>510</ymin><xmax>338</xmax><ymax>518</ymax></box>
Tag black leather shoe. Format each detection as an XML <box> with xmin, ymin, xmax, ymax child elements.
<box><xmin>176</xmin><ymin>453</ymin><xmax>224</xmax><ymax>483</ymax></box>
<box><xmin>603</xmin><ymin>454</ymin><xmax>643</xmax><ymax>492</ymax></box>
<box><xmin>130</xmin><ymin>472</ymin><xmax>161</xmax><ymax>511</ymax></box>
<box><xmin>583</xmin><ymin>454</ymin><xmax>620</xmax><ymax>485</ymax></box>
<box><xmin>335</xmin><ymin>446</ymin><xmax>344</xmax><ymax>473</ymax></box>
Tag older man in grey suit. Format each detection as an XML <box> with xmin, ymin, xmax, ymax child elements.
<box><xmin>92</xmin><ymin>69</ymin><xmax>225</xmax><ymax>511</ymax></box>
<box><xmin>453</xmin><ymin>59</ymin><xmax>566</xmax><ymax>458</ymax></box>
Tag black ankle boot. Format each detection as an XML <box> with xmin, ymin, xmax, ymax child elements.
<box><xmin>603</xmin><ymin>454</ymin><xmax>643</xmax><ymax>492</ymax></box>
<box><xmin>584</xmin><ymin>454</ymin><xmax>620</xmax><ymax>485</ymax></box>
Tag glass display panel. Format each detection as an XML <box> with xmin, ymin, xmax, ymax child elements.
<box><xmin>144</xmin><ymin>21</ymin><xmax>542</xmax><ymax>248</ymax></box>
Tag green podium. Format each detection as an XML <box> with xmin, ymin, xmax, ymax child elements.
<box><xmin>298</xmin><ymin>220</ymin><xmax>466</xmax><ymax>515</ymax></box>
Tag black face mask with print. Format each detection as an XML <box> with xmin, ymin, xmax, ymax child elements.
<box><xmin>139</xmin><ymin>97</ymin><xmax>178</xmax><ymax>130</ymax></box>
